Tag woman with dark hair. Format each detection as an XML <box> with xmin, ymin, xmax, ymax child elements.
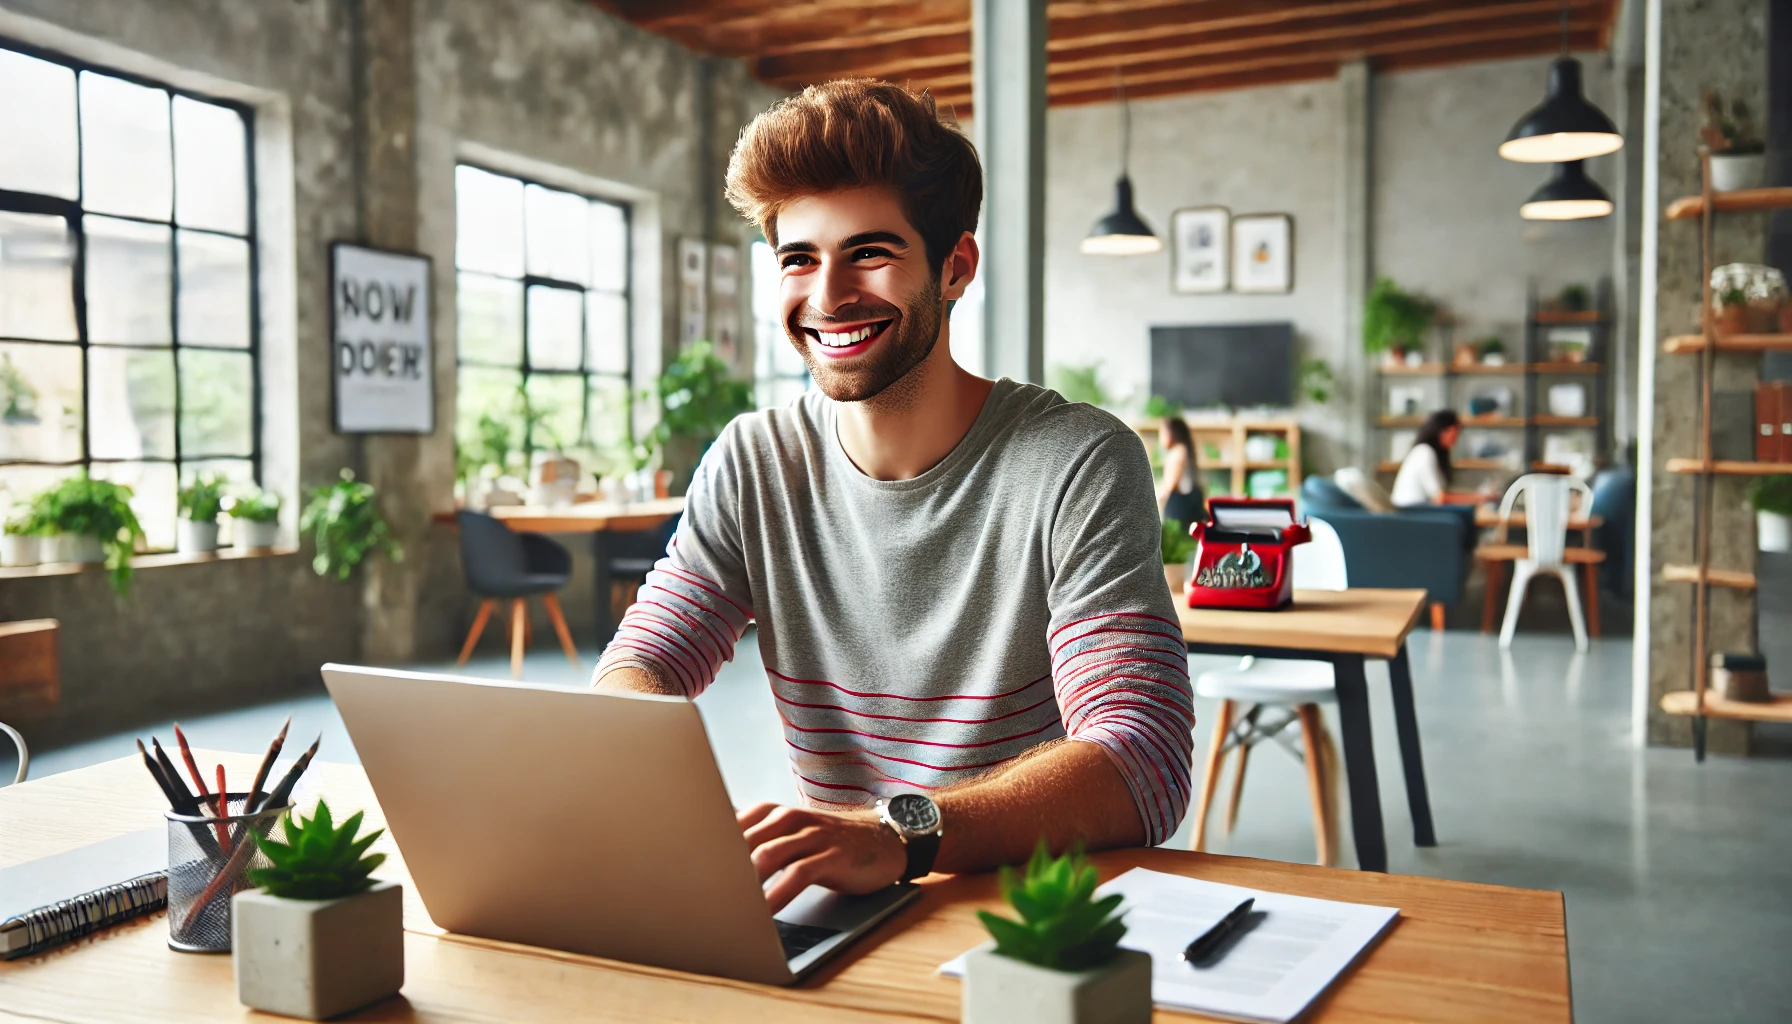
<box><xmin>1392</xmin><ymin>409</ymin><xmax>1462</xmax><ymax>507</ymax></box>
<box><xmin>1156</xmin><ymin>417</ymin><xmax>1206</xmax><ymax>527</ymax></box>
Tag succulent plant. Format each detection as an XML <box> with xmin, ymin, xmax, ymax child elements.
<box><xmin>976</xmin><ymin>841</ymin><xmax>1128</xmax><ymax>972</ymax></box>
<box><xmin>247</xmin><ymin>800</ymin><xmax>386</xmax><ymax>901</ymax></box>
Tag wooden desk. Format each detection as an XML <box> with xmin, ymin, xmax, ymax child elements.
<box><xmin>1472</xmin><ymin>508</ymin><xmax>1602</xmax><ymax>531</ymax></box>
<box><xmin>1179</xmin><ymin>589</ymin><xmax>1433</xmax><ymax>874</ymax></box>
<box><xmin>0</xmin><ymin>752</ymin><xmax>1570</xmax><ymax>1022</ymax></box>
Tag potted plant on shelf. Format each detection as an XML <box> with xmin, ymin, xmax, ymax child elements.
<box><xmin>1363</xmin><ymin>277</ymin><xmax>1436</xmax><ymax>367</ymax></box>
<box><xmin>1162</xmin><ymin>518</ymin><xmax>1196</xmax><ymax>595</ymax></box>
<box><xmin>226</xmin><ymin>487</ymin><xmax>281</xmax><ymax>550</ymax></box>
<box><xmin>176</xmin><ymin>473</ymin><xmax>226</xmax><ymax>554</ymax></box>
<box><xmin>30</xmin><ymin>473</ymin><xmax>142</xmax><ymax>593</ymax></box>
<box><xmin>1479</xmin><ymin>336</ymin><xmax>1508</xmax><ymax>365</ymax></box>
<box><xmin>1</xmin><ymin>502</ymin><xmax>45</xmax><ymax>567</ymax></box>
<box><xmin>1713</xmin><ymin>284</ymin><xmax>1749</xmax><ymax>336</ymax></box>
<box><xmin>234</xmin><ymin>800</ymin><xmax>403</xmax><ymax>1020</ymax></box>
<box><xmin>299</xmin><ymin>470</ymin><xmax>401</xmax><ymax>581</ymax></box>
<box><xmin>1557</xmin><ymin>284</ymin><xmax>1590</xmax><ymax>312</ymax></box>
<box><xmin>1748</xmin><ymin>475</ymin><xmax>1792</xmax><ymax>553</ymax></box>
<box><xmin>1297</xmin><ymin>357</ymin><xmax>1333</xmax><ymax>405</ymax></box>
<box><xmin>1700</xmin><ymin>89</ymin><xmax>1765</xmax><ymax>192</ymax></box>
<box><xmin>962</xmin><ymin>841</ymin><xmax>1150</xmax><ymax>1024</ymax></box>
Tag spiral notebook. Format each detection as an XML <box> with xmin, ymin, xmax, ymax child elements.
<box><xmin>1</xmin><ymin>829</ymin><xmax>167</xmax><ymax>959</ymax></box>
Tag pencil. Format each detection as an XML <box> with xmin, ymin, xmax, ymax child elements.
<box><xmin>215</xmin><ymin>764</ymin><xmax>232</xmax><ymax>855</ymax></box>
<box><xmin>172</xmin><ymin>724</ymin><xmax>216</xmax><ymax>813</ymax></box>
<box><xmin>136</xmin><ymin>738</ymin><xmax>179</xmax><ymax>809</ymax></box>
<box><xmin>259</xmin><ymin>735</ymin><xmax>321</xmax><ymax>813</ymax></box>
<box><xmin>150</xmin><ymin>738</ymin><xmax>200</xmax><ymax>816</ymax></box>
<box><xmin>246</xmin><ymin>716</ymin><xmax>290</xmax><ymax>807</ymax></box>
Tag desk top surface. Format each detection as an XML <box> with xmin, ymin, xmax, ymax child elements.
<box><xmin>433</xmin><ymin>496</ymin><xmax>684</xmax><ymax>533</ymax></box>
<box><xmin>1177</xmin><ymin>588</ymin><xmax>1428</xmax><ymax>660</ymax></box>
<box><xmin>0</xmin><ymin>751</ymin><xmax>1568</xmax><ymax>1023</ymax></box>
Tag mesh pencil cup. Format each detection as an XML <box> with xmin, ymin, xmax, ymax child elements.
<box><xmin>164</xmin><ymin>794</ymin><xmax>291</xmax><ymax>953</ymax></box>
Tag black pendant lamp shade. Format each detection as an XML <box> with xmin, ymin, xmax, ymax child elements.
<box><xmin>1082</xmin><ymin>175</ymin><xmax>1162</xmax><ymax>255</ymax></box>
<box><xmin>1519</xmin><ymin>160</ymin><xmax>1612</xmax><ymax>220</ymax></box>
<box><xmin>1499</xmin><ymin>55</ymin><xmax>1622</xmax><ymax>163</ymax></box>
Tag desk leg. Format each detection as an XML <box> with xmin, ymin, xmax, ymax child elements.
<box><xmin>1386</xmin><ymin>644</ymin><xmax>1437</xmax><ymax>847</ymax></box>
<box><xmin>593</xmin><ymin>532</ymin><xmax>617</xmax><ymax>651</ymax></box>
<box><xmin>1332</xmin><ymin>654</ymin><xmax>1387</xmax><ymax>873</ymax></box>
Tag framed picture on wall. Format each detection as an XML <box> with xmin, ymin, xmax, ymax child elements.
<box><xmin>1170</xmin><ymin>206</ymin><xmax>1229</xmax><ymax>293</ymax></box>
<box><xmin>1232</xmin><ymin>213</ymin><xmax>1293</xmax><ymax>294</ymax></box>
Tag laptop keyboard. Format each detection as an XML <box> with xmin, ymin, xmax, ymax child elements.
<box><xmin>775</xmin><ymin>919</ymin><xmax>843</xmax><ymax>960</ymax></box>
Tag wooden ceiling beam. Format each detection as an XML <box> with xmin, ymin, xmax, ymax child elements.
<box><xmin>931</xmin><ymin>61</ymin><xmax>1345</xmax><ymax>118</ymax></box>
<box><xmin>633</xmin><ymin>0</ymin><xmax>966</xmax><ymax>57</ymax></box>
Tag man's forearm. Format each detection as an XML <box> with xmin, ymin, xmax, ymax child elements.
<box><xmin>592</xmin><ymin>664</ymin><xmax>685</xmax><ymax>697</ymax></box>
<box><xmin>930</xmin><ymin>738</ymin><xmax>1146</xmax><ymax>874</ymax></box>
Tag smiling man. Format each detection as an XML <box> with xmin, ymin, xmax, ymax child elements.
<box><xmin>593</xmin><ymin>80</ymin><xmax>1193</xmax><ymax>911</ymax></box>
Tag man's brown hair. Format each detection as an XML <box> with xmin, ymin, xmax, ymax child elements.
<box><xmin>725</xmin><ymin>80</ymin><xmax>982</xmax><ymax>270</ymax></box>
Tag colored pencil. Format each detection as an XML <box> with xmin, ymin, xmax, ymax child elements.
<box><xmin>171</xmin><ymin>724</ymin><xmax>217</xmax><ymax>813</ymax></box>
<box><xmin>259</xmin><ymin>735</ymin><xmax>320</xmax><ymax>813</ymax></box>
<box><xmin>136</xmin><ymin>739</ymin><xmax>179</xmax><ymax>809</ymax></box>
<box><xmin>246</xmin><ymin>716</ymin><xmax>290</xmax><ymax>806</ymax></box>
<box><xmin>215</xmin><ymin>764</ymin><xmax>232</xmax><ymax>854</ymax></box>
<box><xmin>150</xmin><ymin>738</ymin><xmax>200</xmax><ymax>816</ymax></box>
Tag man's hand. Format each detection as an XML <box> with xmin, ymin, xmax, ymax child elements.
<box><xmin>738</xmin><ymin>802</ymin><xmax>906</xmax><ymax>912</ymax></box>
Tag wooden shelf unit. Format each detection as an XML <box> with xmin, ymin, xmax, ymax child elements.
<box><xmin>1663</xmin><ymin>333</ymin><xmax>1792</xmax><ymax>354</ymax></box>
<box><xmin>1665</xmin><ymin>458</ymin><xmax>1792</xmax><ymax>475</ymax></box>
<box><xmin>1661</xmin><ymin>564</ymin><xmax>1757</xmax><ymax>589</ymax></box>
<box><xmin>1663</xmin><ymin>185</ymin><xmax>1792</xmax><ymax>221</ymax></box>
<box><xmin>1659</xmin><ymin>689</ymin><xmax>1792</xmax><ymax>723</ymax></box>
<box><xmin>1377</xmin><ymin>457</ymin><xmax>1511</xmax><ymax>474</ymax></box>
<box><xmin>1133</xmin><ymin>417</ymin><xmax>1301</xmax><ymax>499</ymax></box>
<box><xmin>1532</xmin><ymin>309</ymin><xmax>1605</xmax><ymax>324</ymax></box>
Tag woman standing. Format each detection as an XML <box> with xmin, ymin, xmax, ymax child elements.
<box><xmin>1391</xmin><ymin>409</ymin><xmax>1462</xmax><ymax>507</ymax></box>
<box><xmin>1157</xmin><ymin>417</ymin><xmax>1206</xmax><ymax>527</ymax></box>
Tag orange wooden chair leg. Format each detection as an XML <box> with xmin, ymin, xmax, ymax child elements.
<box><xmin>1296</xmin><ymin>704</ymin><xmax>1335</xmax><ymax>867</ymax></box>
<box><xmin>1481</xmin><ymin>560</ymin><xmax>1505</xmax><ymax>634</ymax></box>
<box><xmin>457</xmin><ymin>599</ymin><xmax>495</xmax><ymax>667</ymax></box>
<box><xmin>509</xmin><ymin>598</ymin><xmax>527</xmax><ymax>679</ymax></box>
<box><xmin>1429</xmin><ymin>602</ymin><xmax>1446</xmax><ymax>631</ymax></box>
<box><xmin>1223</xmin><ymin>738</ymin><xmax>1251</xmax><ymax>834</ymax></box>
<box><xmin>543</xmin><ymin>592</ymin><xmax>580</xmax><ymax>669</ymax></box>
<box><xmin>1583</xmin><ymin>562</ymin><xmax>1602</xmax><ymax>637</ymax></box>
<box><xmin>1190</xmin><ymin>699</ymin><xmax>1234</xmax><ymax>852</ymax></box>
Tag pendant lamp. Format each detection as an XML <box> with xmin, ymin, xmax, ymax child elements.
<box><xmin>1519</xmin><ymin>160</ymin><xmax>1613</xmax><ymax>220</ymax></box>
<box><xmin>1498</xmin><ymin>2</ymin><xmax>1622</xmax><ymax>162</ymax></box>
<box><xmin>1082</xmin><ymin>70</ymin><xmax>1161</xmax><ymax>256</ymax></box>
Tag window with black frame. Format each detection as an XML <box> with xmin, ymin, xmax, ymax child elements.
<box><xmin>750</xmin><ymin>239</ymin><xmax>810</xmax><ymax>409</ymax></box>
<box><xmin>0</xmin><ymin>42</ymin><xmax>259</xmax><ymax>552</ymax></box>
<box><xmin>453</xmin><ymin>165</ymin><xmax>632</xmax><ymax>485</ymax></box>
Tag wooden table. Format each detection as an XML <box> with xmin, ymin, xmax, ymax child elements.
<box><xmin>1179</xmin><ymin>589</ymin><xmax>1433</xmax><ymax>874</ymax></box>
<box><xmin>0</xmin><ymin>752</ymin><xmax>1570</xmax><ymax>1022</ymax></box>
<box><xmin>1472</xmin><ymin>508</ymin><xmax>1602</xmax><ymax>531</ymax></box>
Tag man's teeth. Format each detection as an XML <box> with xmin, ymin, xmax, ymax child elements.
<box><xmin>815</xmin><ymin>323</ymin><xmax>882</xmax><ymax>347</ymax></box>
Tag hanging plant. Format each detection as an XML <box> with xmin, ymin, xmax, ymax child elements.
<box><xmin>298</xmin><ymin>470</ymin><xmax>401</xmax><ymax>581</ymax></box>
<box><xmin>1363</xmin><ymin>277</ymin><xmax>1436</xmax><ymax>356</ymax></box>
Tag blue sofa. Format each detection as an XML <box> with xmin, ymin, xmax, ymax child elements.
<box><xmin>1299</xmin><ymin>477</ymin><xmax>1474</xmax><ymax>610</ymax></box>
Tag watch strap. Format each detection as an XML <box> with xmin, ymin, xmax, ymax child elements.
<box><xmin>900</xmin><ymin>829</ymin><xmax>940</xmax><ymax>882</ymax></box>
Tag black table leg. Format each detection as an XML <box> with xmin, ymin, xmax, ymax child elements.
<box><xmin>1332</xmin><ymin>653</ymin><xmax>1388</xmax><ymax>873</ymax></box>
<box><xmin>592</xmin><ymin>531</ymin><xmax>616</xmax><ymax>651</ymax></box>
<box><xmin>1386</xmin><ymin>644</ymin><xmax>1437</xmax><ymax>847</ymax></box>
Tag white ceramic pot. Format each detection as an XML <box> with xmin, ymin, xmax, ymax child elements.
<box><xmin>57</xmin><ymin>533</ymin><xmax>104</xmax><ymax>564</ymax></box>
<box><xmin>177</xmin><ymin>518</ymin><xmax>219</xmax><ymax>554</ymax></box>
<box><xmin>234</xmin><ymin>519</ymin><xmax>279</xmax><ymax>551</ymax></box>
<box><xmin>1711</xmin><ymin>153</ymin><xmax>1766</xmax><ymax>192</ymax></box>
<box><xmin>233</xmin><ymin>880</ymin><xmax>404</xmax><ymax>1020</ymax></box>
<box><xmin>962</xmin><ymin>943</ymin><xmax>1152</xmax><ymax>1024</ymax></box>
<box><xmin>1758</xmin><ymin>511</ymin><xmax>1790</xmax><ymax>553</ymax></box>
<box><xmin>0</xmin><ymin>533</ymin><xmax>39</xmax><ymax>567</ymax></box>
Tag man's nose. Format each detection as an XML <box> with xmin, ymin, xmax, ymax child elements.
<box><xmin>808</xmin><ymin>259</ymin><xmax>861</xmax><ymax>315</ymax></box>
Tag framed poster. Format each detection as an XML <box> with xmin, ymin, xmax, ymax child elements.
<box><xmin>1171</xmin><ymin>206</ymin><xmax>1229</xmax><ymax>293</ymax></box>
<box><xmin>1232</xmin><ymin>213</ymin><xmax>1294</xmax><ymax>294</ymax></box>
<box><xmin>331</xmin><ymin>242</ymin><xmax>434</xmax><ymax>434</ymax></box>
<box><xmin>678</xmin><ymin>238</ymin><xmax>708</xmax><ymax>344</ymax></box>
<box><xmin>709</xmin><ymin>242</ymin><xmax>741</xmax><ymax>364</ymax></box>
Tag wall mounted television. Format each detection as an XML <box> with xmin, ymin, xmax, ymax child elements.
<box><xmin>1149</xmin><ymin>322</ymin><xmax>1295</xmax><ymax>409</ymax></box>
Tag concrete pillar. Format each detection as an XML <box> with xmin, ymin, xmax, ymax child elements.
<box><xmin>971</xmin><ymin>0</ymin><xmax>1046</xmax><ymax>385</ymax></box>
<box><xmin>1338</xmin><ymin>60</ymin><xmax>1372</xmax><ymax>469</ymax></box>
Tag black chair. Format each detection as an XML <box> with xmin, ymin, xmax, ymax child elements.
<box><xmin>455</xmin><ymin>510</ymin><xmax>580</xmax><ymax>678</ymax></box>
<box><xmin>600</xmin><ymin>513</ymin><xmax>681</xmax><ymax>625</ymax></box>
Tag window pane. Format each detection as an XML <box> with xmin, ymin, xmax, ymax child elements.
<box><xmin>173</xmin><ymin>97</ymin><xmax>248</xmax><ymax>234</ymax></box>
<box><xmin>590</xmin><ymin>200</ymin><xmax>627</xmax><ymax>292</ymax></box>
<box><xmin>585</xmin><ymin>291</ymin><xmax>628</xmax><ymax>375</ymax></box>
<box><xmin>80</xmin><ymin>72</ymin><xmax>172</xmax><ymax>220</ymax></box>
<box><xmin>0</xmin><ymin>50</ymin><xmax>78</xmax><ymax>198</ymax></box>
<box><xmin>85</xmin><ymin>216</ymin><xmax>171</xmax><ymax>345</ymax></box>
<box><xmin>177</xmin><ymin>231</ymin><xmax>251</xmax><ymax>347</ymax></box>
<box><xmin>456</xmin><ymin>367</ymin><xmax>522</xmax><ymax>471</ymax></box>
<box><xmin>92</xmin><ymin>461</ymin><xmax>175</xmax><ymax>552</ymax></box>
<box><xmin>0</xmin><ymin>465</ymin><xmax>80</xmax><ymax>522</ymax></box>
<box><xmin>525</xmin><ymin>184</ymin><xmax>589</xmax><ymax>285</ymax></box>
<box><xmin>455</xmin><ymin>166</ymin><xmax>523</xmax><ymax>277</ymax></box>
<box><xmin>0</xmin><ymin>342</ymin><xmax>83</xmax><ymax>462</ymax></box>
<box><xmin>178</xmin><ymin>349</ymin><xmax>252</xmax><ymax>456</ymax></box>
<box><xmin>586</xmin><ymin>376</ymin><xmax>630</xmax><ymax>457</ymax></box>
<box><xmin>524</xmin><ymin>374</ymin><xmax>583</xmax><ymax>452</ymax></box>
<box><xmin>181</xmin><ymin>457</ymin><xmax>254</xmax><ymax>489</ymax></box>
<box><xmin>526</xmin><ymin>286</ymin><xmax>582</xmax><ymax>371</ymax></box>
<box><xmin>0</xmin><ymin>211</ymin><xmax>77</xmax><ymax>341</ymax></box>
<box><xmin>88</xmin><ymin>347</ymin><xmax>174</xmax><ymax>459</ymax></box>
<box><xmin>456</xmin><ymin>273</ymin><xmax>521</xmax><ymax>365</ymax></box>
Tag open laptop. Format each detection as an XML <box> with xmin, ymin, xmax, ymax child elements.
<box><xmin>320</xmin><ymin>664</ymin><xmax>920</xmax><ymax>985</ymax></box>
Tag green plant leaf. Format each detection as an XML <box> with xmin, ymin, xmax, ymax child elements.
<box><xmin>978</xmin><ymin>840</ymin><xmax>1128</xmax><ymax>970</ymax></box>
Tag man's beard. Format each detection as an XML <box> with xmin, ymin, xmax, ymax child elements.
<box><xmin>786</xmin><ymin>276</ymin><xmax>943</xmax><ymax>404</ymax></box>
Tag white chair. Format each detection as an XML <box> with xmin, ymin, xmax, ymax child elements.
<box><xmin>1189</xmin><ymin>517</ymin><xmax>1344</xmax><ymax>866</ymax></box>
<box><xmin>1</xmin><ymin>720</ymin><xmax>26</xmax><ymax>786</ymax></box>
<box><xmin>1495</xmin><ymin>473</ymin><xmax>1593</xmax><ymax>653</ymax></box>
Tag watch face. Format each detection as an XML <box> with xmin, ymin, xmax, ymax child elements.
<box><xmin>886</xmin><ymin>793</ymin><xmax>940</xmax><ymax>834</ymax></box>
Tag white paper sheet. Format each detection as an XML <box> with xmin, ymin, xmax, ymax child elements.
<box><xmin>941</xmin><ymin>868</ymin><xmax>1397</xmax><ymax>1024</ymax></box>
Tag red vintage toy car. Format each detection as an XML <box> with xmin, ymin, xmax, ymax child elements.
<box><xmin>1186</xmin><ymin>498</ymin><xmax>1311</xmax><ymax>611</ymax></box>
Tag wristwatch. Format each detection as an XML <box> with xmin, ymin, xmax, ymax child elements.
<box><xmin>876</xmin><ymin>793</ymin><xmax>943</xmax><ymax>882</ymax></box>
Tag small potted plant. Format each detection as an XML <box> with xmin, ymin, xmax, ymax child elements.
<box><xmin>1557</xmin><ymin>284</ymin><xmax>1590</xmax><ymax>312</ymax></box>
<box><xmin>1748</xmin><ymin>475</ymin><xmax>1792</xmax><ymax>553</ymax></box>
<box><xmin>31</xmin><ymin>473</ymin><xmax>143</xmax><ymax>593</ymax></box>
<box><xmin>1363</xmin><ymin>277</ymin><xmax>1436</xmax><ymax>367</ymax></box>
<box><xmin>1478</xmin><ymin>336</ymin><xmax>1508</xmax><ymax>365</ymax></box>
<box><xmin>299</xmin><ymin>469</ymin><xmax>402</xmax><ymax>580</ymax></box>
<box><xmin>1700</xmin><ymin>90</ymin><xmax>1765</xmax><ymax>192</ymax></box>
<box><xmin>1714</xmin><ymin>285</ymin><xmax>1749</xmax><ymax>336</ymax></box>
<box><xmin>226</xmin><ymin>487</ymin><xmax>282</xmax><ymax>550</ymax></box>
<box><xmin>1162</xmin><ymin>518</ymin><xmax>1196</xmax><ymax>595</ymax></box>
<box><xmin>177</xmin><ymin>473</ymin><xmax>226</xmax><ymax>554</ymax></box>
<box><xmin>1</xmin><ymin>502</ymin><xmax>44</xmax><ymax>567</ymax></box>
<box><xmin>963</xmin><ymin>841</ymin><xmax>1150</xmax><ymax>1024</ymax></box>
<box><xmin>234</xmin><ymin>800</ymin><xmax>403</xmax><ymax>1020</ymax></box>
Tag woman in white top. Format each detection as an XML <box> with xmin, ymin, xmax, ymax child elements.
<box><xmin>1391</xmin><ymin>410</ymin><xmax>1461</xmax><ymax>507</ymax></box>
<box><xmin>1156</xmin><ymin>416</ymin><xmax>1206</xmax><ymax>528</ymax></box>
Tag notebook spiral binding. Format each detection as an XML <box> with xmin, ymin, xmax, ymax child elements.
<box><xmin>3</xmin><ymin>872</ymin><xmax>167</xmax><ymax>959</ymax></box>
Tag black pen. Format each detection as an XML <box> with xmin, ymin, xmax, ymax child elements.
<box><xmin>1182</xmin><ymin>897</ymin><xmax>1255</xmax><ymax>963</ymax></box>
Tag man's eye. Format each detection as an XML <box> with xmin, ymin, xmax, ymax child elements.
<box><xmin>853</xmin><ymin>247</ymin><xmax>893</xmax><ymax>261</ymax></box>
<box><xmin>780</xmin><ymin>254</ymin><xmax>814</xmax><ymax>269</ymax></box>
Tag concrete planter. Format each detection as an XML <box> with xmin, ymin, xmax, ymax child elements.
<box><xmin>234</xmin><ymin>519</ymin><xmax>279</xmax><ymax>550</ymax></box>
<box><xmin>57</xmin><ymin>533</ymin><xmax>104</xmax><ymax>564</ymax></box>
<box><xmin>962</xmin><ymin>943</ymin><xmax>1152</xmax><ymax>1024</ymax></box>
<box><xmin>1758</xmin><ymin>511</ymin><xmax>1790</xmax><ymax>553</ymax></box>
<box><xmin>0</xmin><ymin>533</ymin><xmax>40</xmax><ymax>567</ymax></box>
<box><xmin>1710</xmin><ymin>153</ymin><xmax>1766</xmax><ymax>192</ymax></box>
<box><xmin>232</xmin><ymin>881</ymin><xmax>404</xmax><ymax>1020</ymax></box>
<box><xmin>178</xmin><ymin>518</ymin><xmax>220</xmax><ymax>554</ymax></box>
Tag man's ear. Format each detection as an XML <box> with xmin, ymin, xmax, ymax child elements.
<box><xmin>939</xmin><ymin>231</ymin><xmax>980</xmax><ymax>302</ymax></box>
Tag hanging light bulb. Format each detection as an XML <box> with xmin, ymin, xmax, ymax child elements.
<box><xmin>1499</xmin><ymin>1</ymin><xmax>1622</xmax><ymax>162</ymax></box>
<box><xmin>1519</xmin><ymin>160</ymin><xmax>1613</xmax><ymax>220</ymax></box>
<box><xmin>1082</xmin><ymin>69</ymin><xmax>1161</xmax><ymax>256</ymax></box>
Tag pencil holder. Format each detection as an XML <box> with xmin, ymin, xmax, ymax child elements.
<box><xmin>165</xmin><ymin>794</ymin><xmax>291</xmax><ymax>953</ymax></box>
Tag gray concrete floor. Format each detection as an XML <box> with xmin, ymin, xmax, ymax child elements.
<box><xmin>8</xmin><ymin>628</ymin><xmax>1791</xmax><ymax>1023</ymax></box>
